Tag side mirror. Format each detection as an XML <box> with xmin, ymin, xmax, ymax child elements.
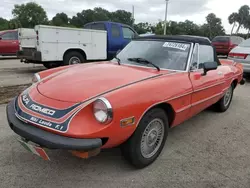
<box><xmin>202</xmin><ymin>61</ymin><xmax>218</xmax><ymax>76</ymax></box>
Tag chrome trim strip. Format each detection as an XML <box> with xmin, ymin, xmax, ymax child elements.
<box><xmin>176</xmin><ymin>105</ymin><xmax>192</xmax><ymax>113</ymax></box>
<box><xmin>222</xmin><ymin>87</ymin><xmax>230</xmax><ymax>92</ymax></box>
<box><xmin>135</xmin><ymin>91</ymin><xmax>193</xmax><ymax>127</ymax></box>
<box><xmin>193</xmin><ymin>81</ymin><xmax>225</xmax><ymax>93</ymax></box>
<box><xmin>185</xmin><ymin>42</ymin><xmax>195</xmax><ymax>72</ymax></box>
<box><xmin>191</xmin><ymin>92</ymin><xmax>223</xmax><ymax>107</ymax></box>
<box><xmin>167</xmin><ymin>91</ymin><xmax>193</xmax><ymax>102</ymax></box>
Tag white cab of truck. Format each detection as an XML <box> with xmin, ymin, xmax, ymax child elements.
<box><xmin>17</xmin><ymin>25</ymin><xmax>107</xmax><ymax>69</ymax></box>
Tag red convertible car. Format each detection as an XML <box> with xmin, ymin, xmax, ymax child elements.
<box><xmin>7</xmin><ymin>35</ymin><xmax>245</xmax><ymax>168</ymax></box>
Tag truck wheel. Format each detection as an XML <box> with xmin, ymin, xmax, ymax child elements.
<box><xmin>120</xmin><ymin>108</ymin><xmax>168</xmax><ymax>169</ymax></box>
<box><xmin>43</xmin><ymin>62</ymin><xmax>61</xmax><ymax>69</ymax></box>
<box><xmin>63</xmin><ymin>51</ymin><xmax>85</xmax><ymax>66</ymax></box>
<box><xmin>213</xmin><ymin>84</ymin><xmax>234</xmax><ymax>112</ymax></box>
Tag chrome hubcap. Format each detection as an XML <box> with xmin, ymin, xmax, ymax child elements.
<box><xmin>140</xmin><ymin>118</ymin><xmax>164</xmax><ymax>159</ymax></box>
<box><xmin>224</xmin><ymin>86</ymin><xmax>232</xmax><ymax>107</ymax></box>
<box><xmin>69</xmin><ymin>57</ymin><xmax>81</xmax><ymax>65</ymax></box>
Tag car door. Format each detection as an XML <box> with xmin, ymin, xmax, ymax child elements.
<box><xmin>121</xmin><ymin>26</ymin><xmax>137</xmax><ymax>49</ymax></box>
<box><xmin>188</xmin><ymin>43</ymin><xmax>225</xmax><ymax>116</ymax></box>
<box><xmin>107</xmin><ymin>23</ymin><xmax>123</xmax><ymax>59</ymax></box>
<box><xmin>0</xmin><ymin>31</ymin><xmax>18</xmax><ymax>55</ymax></box>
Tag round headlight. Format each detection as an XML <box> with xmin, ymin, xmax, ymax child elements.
<box><xmin>32</xmin><ymin>73</ymin><xmax>41</xmax><ymax>83</ymax></box>
<box><xmin>93</xmin><ymin>97</ymin><xmax>113</xmax><ymax>124</ymax></box>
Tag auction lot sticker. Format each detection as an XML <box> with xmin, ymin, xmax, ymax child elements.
<box><xmin>163</xmin><ymin>42</ymin><xmax>189</xmax><ymax>51</ymax></box>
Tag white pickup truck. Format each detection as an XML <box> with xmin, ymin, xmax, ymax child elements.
<box><xmin>17</xmin><ymin>25</ymin><xmax>107</xmax><ymax>69</ymax></box>
<box><xmin>17</xmin><ymin>22</ymin><xmax>138</xmax><ymax>69</ymax></box>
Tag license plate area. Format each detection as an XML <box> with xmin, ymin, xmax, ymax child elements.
<box><xmin>17</xmin><ymin>138</ymin><xmax>50</xmax><ymax>161</ymax></box>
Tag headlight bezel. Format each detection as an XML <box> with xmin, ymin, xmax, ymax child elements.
<box><xmin>93</xmin><ymin>97</ymin><xmax>113</xmax><ymax>124</ymax></box>
<box><xmin>32</xmin><ymin>73</ymin><xmax>41</xmax><ymax>83</ymax></box>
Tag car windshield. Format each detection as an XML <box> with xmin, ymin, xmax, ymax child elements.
<box><xmin>114</xmin><ymin>40</ymin><xmax>191</xmax><ymax>71</ymax></box>
<box><xmin>239</xmin><ymin>38</ymin><xmax>250</xmax><ymax>47</ymax></box>
<box><xmin>212</xmin><ymin>36</ymin><xmax>230</xmax><ymax>42</ymax></box>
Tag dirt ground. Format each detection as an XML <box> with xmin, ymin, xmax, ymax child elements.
<box><xmin>0</xmin><ymin>59</ymin><xmax>44</xmax><ymax>104</ymax></box>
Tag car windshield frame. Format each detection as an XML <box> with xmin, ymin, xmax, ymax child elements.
<box><xmin>239</xmin><ymin>38</ymin><xmax>250</xmax><ymax>47</ymax></box>
<box><xmin>112</xmin><ymin>39</ymin><xmax>193</xmax><ymax>72</ymax></box>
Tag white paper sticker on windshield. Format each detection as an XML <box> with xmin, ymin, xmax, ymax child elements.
<box><xmin>163</xmin><ymin>42</ymin><xmax>188</xmax><ymax>51</ymax></box>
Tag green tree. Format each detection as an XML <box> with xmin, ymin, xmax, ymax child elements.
<box><xmin>177</xmin><ymin>20</ymin><xmax>201</xmax><ymax>35</ymax></box>
<box><xmin>0</xmin><ymin>17</ymin><xmax>9</xmax><ymax>31</ymax></box>
<box><xmin>12</xmin><ymin>2</ymin><xmax>48</xmax><ymax>28</ymax></box>
<box><xmin>154</xmin><ymin>21</ymin><xmax>164</xmax><ymax>35</ymax></box>
<box><xmin>235</xmin><ymin>5</ymin><xmax>250</xmax><ymax>34</ymax></box>
<box><xmin>111</xmin><ymin>10</ymin><xmax>133</xmax><ymax>26</ymax></box>
<box><xmin>228</xmin><ymin>12</ymin><xmax>239</xmax><ymax>34</ymax></box>
<box><xmin>51</xmin><ymin>12</ymin><xmax>69</xmax><ymax>26</ymax></box>
<box><xmin>204</xmin><ymin>13</ymin><xmax>225</xmax><ymax>39</ymax></box>
<box><xmin>134</xmin><ymin>22</ymin><xmax>154</xmax><ymax>34</ymax></box>
<box><xmin>8</xmin><ymin>18</ymin><xmax>22</xmax><ymax>29</ymax></box>
<box><xmin>70</xmin><ymin>8</ymin><xmax>134</xmax><ymax>28</ymax></box>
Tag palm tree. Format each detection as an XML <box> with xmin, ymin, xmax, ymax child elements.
<box><xmin>235</xmin><ymin>5</ymin><xmax>250</xmax><ymax>34</ymax></box>
<box><xmin>228</xmin><ymin>12</ymin><xmax>238</xmax><ymax>34</ymax></box>
<box><xmin>243</xmin><ymin>15</ymin><xmax>250</xmax><ymax>38</ymax></box>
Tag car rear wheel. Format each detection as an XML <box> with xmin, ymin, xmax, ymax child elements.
<box><xmin>63</xmin><ymin>51</ymin><xmax>85</xmax><ymax>66</ymax></box>
<box><xmin>213</xmin><ymin>84</ymin><xmax>234</xmax><ymax>112</ymax></box>
<box><xmin>121</xmin><ymin>108</ymin><xmax>168</xmax><ymax>169</ymax></box>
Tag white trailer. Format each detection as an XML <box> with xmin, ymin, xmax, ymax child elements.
<box><xmin>17</xmin><ymin>25</ymin><xmax>107</xmax><ymax>69</ymax></box>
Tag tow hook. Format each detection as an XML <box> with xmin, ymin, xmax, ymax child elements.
<box><xmin>240</xmin><ymin>78</ymin><xmax>246</xmax><ymax>85</ymax></box>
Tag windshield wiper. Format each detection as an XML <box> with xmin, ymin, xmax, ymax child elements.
<box><xmin>127</xmin><ymin>57</ymin><xmax>160</xmax><ymax>71</ymax></box>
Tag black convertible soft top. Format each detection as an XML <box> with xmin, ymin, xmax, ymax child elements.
<box><xmin>135</xmin><ymin>35</ymin><xmax>211</xmax><ymax>45</ymax></box>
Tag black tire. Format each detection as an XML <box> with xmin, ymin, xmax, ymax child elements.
<box><xmin>43</xmin><ymin>62</ymin><xmax>61</xmax><ymax>69</ymax></box>
<box><xmin>213</xmin><ymin>84</ymin><xmax>234</xmax><ymax>112</ymax></box>
<box><xmin>121</xmin><ymin>108</ymin><xmax>169</xmax><ymax>169</ymax></box>
<box><xmin>63</xmin><ymin>51</ymin><xmax>85</xmax><ymax>66</ymax></box>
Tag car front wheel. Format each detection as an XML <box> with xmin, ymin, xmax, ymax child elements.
<box><xmin>121</xmin><ymin>108</ymin><xmax>168</xmax><ymax>169</ymax></box>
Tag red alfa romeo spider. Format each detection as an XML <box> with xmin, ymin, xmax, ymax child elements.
<box><xmin>7</xmin><ymin>35</ymin><xmax>245</xmax><ymax>168</ymax></box>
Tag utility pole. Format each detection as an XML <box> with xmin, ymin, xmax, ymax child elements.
<box><xmin>132</xmin><ymin>5</ymin><xmax>135</xmax><ymax>26</ymax></box>
<box><xmin>164</xmin><ymin>0</ymin><xmax>169</xmax><ymax>35</ymax></box>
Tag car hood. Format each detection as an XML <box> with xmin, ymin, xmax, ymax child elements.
<box><xmin>37</xmin><ymin>62</ymin><xmax>164</xmax><ymax>102</ymax></box>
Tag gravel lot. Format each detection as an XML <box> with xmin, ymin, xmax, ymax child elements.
<box><xmin>0</xmin><ymin>59</ymin><xmax>250</xmax><ymax>188</ymax></box>
<box><xmin>0</xmin><ymin>58</ymin><xmax>44</xmax><ymax>87</ymax></box>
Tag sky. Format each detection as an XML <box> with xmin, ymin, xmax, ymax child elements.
<box><xmin>0</xmin><ymin>0</ymin><xmax>249</xmax><ymax>34</ymax></box>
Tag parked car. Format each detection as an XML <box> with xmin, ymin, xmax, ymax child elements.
<box><xmin>0</xmin><ymin>29</ymin><xmax>19</xmax><ymax>56</ymax></box>
<box><xmin>17</xmin><ymin>21</ymin><xmax>138</xmax><ymax>69</ymax></box>
<box><xmin>228</xmin><ymin>38</ymin><xmax>250</xmax><ymax>76</ymax></box>
<box><xmin>212</xmin><ymin>36</ymin><xmax>244</xmax><ymax>56</ymax></box>
<box><xmin>7</xmin><ymin>35</ymin><xmax>245</xmax><ymax>169</ymax></box>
